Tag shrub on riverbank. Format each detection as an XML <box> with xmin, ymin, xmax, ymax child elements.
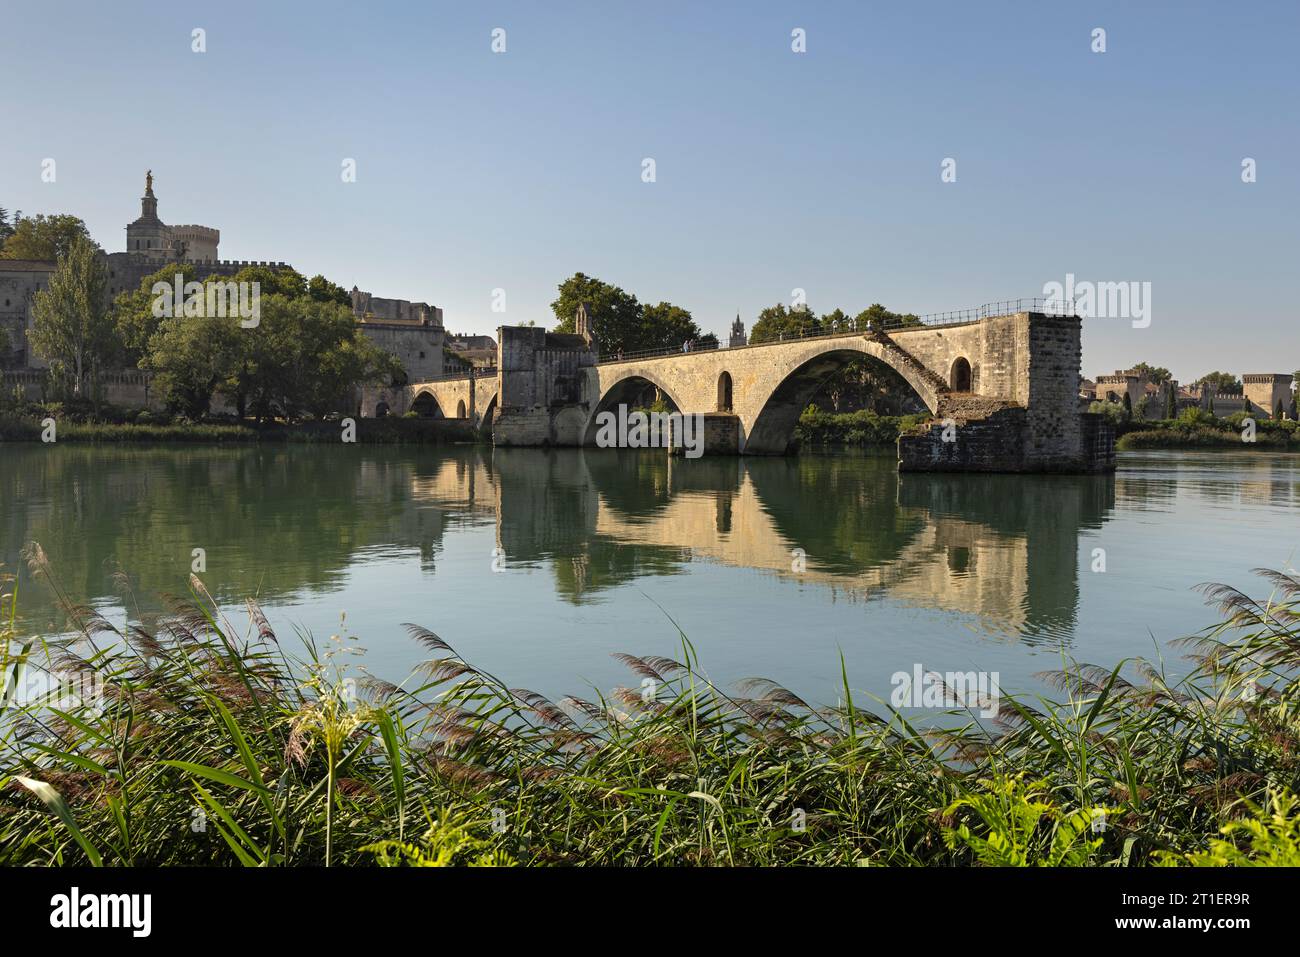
<box><xmin>1117</xmin><ymin>411</ymin><xmax>1297</xmax><ymax>451</ymax></box>
<box><xmin>0</xmin><ymin>415</ymin><xmax>473</xmax><ymax>444</ymax></box>
<box><xmin>796</xmin><ymin>406</ymin><xmax>930</xmax><ymax>447</ymax></box>
<box><xmin>3</xmin><ymin>547</ymin><xmax>1299</xmax><ymax>866</ymax></box>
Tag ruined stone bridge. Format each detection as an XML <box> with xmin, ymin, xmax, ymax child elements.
<box><xmin>399</xmin><ymin>309</ymin><xmax>1114</xmax><ymax>473</ymax></box>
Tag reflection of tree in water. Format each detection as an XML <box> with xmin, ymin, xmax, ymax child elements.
<box><xmin>1</xmin><ymin>445</ymin><xmax>467</xmax><ymax>631</ymax></box>
<box><xmin>3</xmin><ymin>442</ymin><xmax>1119</xmax><ymax>644</ymax></box>
<box><xmin>494</xmin><ymin>449</ymin><xmax>691</xmax><ymax>602</ymax></box>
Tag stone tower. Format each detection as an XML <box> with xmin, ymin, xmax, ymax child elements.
<box><xmin>729</xmin><ymin>314</ymin><xmax>747</xmax><ymax>347</ymax></box>
<box><xmin>126</xmin><ymin>170</ymin><xmax>167</xmax><ymax>256</ymax></box>
<box><xmin>1242</xmin><ymin>373</ymin><xmax>1293</xmax><ymax>418</ymax></box>
<box><xmin>575</xmin><ymin>301</ymin><xmax>594</xmax><ymax>344</ymax></box>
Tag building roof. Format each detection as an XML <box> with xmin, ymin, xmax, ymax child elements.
<box><xmin>0</xmin><ymin>259</ymin><xmax>56</xmax><ymax>271</ymax></box>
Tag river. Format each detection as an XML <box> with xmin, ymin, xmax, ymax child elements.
<box><xmin>2</xmin><ymin>444</ymin><xmax>1296</xmax><ymax>707</ymax></box>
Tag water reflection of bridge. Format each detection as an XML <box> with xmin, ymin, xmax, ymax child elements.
<box><xmin>409</xmin><ymin>448</ymin><xmax>1117</xmax><ymax>643</ymax></box>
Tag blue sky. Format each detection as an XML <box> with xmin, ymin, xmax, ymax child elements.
<box><xmin>2</xmin><ymin>1</ymin><xmax>1296</xmax><ymax>382</ymax></box>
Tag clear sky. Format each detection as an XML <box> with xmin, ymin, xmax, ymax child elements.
<box><xmin>2</xmin><ymin>1</ymin><xmax>1296</xmax><ymax>383</ymax></box>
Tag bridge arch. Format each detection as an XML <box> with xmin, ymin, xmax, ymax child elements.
<box><xmin>740</xmin><ymin>339</ymin><xmax>942</xmax><ymax>454</ymax></box>
<box><xmin>479</xmin><ymin>393</ymin><xmax>497</xmax><ymax>434</ymax></box>
<box><xmin>583</xmin><ymin>369</ymin><xmax>687</xmax><ymax>447</ymax></box>
<box><xmin>455</xmin><ymin>399</ymin><xmax>467</xmax><ymax>419</ymax></box>
<box><xmin>410</xmin><ymin>390</ymin><xmax>444</xmax><ymax>418</ymax></box>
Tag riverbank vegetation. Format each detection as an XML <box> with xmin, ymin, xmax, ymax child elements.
<box><xmin>796</xmin><ymin>406</ymin><xmax>930</xmax><ymax>447</ymax></box>
<box><xmin>0</xmin><ymin>396</ymin><xmax>471</xmax><ymax>444</ymax></box>
<box><xmin>3</xmin><ymin>547</ymin><xmax>1299</xmax><ymax>866</ymax></box>
<box><xmin>1093</xmin><ymin>404</ymin><xmax>1300</xmax><ymax>451</ymax></box>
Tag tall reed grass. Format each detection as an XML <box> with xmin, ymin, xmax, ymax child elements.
<box><xmin>2</xmin><ymin>545</ymin><xmax>1298</xmax><ymax>866</ymax></box>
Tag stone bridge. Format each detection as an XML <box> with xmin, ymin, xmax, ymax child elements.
<box><xmin>380</xmin><ymin>370</ymin><xmax>499</xmax><ymax>433</ymax></box>
<box><xmin>401</xmin><ymin>310</ymin><xmax>1114</xmax><ymax>473</ymax></box>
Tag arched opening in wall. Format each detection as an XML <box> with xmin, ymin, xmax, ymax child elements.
<box><xmin>583</xmin><ymin>375</ymin><xmax>684</xmax><ymax>448</ymax></box>
<box><xmin>717</xmin><ymin>371</ymin><xmax>733</xmax><ymax>412</ymax></box>
<box><xmin>410</xmin><ymin>392</ymin><xmax>443</xmax><ymax>419</ymax></box>
<box><xmin>374</xmin><ymin>400</ymin><xmax>390</xmax><ymax>418</ymax></box>
<box><xmin>950</xmin><ymin>357</ymin><xmax>972</xmax><ymax>393</ymax></box>
<box><xmin>456</xmin><ymin>399</ymin><xmax>467</xmax><ymax>419</ymax></box>
<box><xmin>747</xmin><ymin>348</ymin><xmax>934</xmax><ymax>455</ymax></box>
<box><xmin>478</xmin><ymin>394</ymin><xmax>498</xmax><ymax>434</ymax></box>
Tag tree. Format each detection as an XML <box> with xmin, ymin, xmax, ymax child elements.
<box><xmin>0</xmin><ymin>213</ymin><xmax>96</xmax><ymax>260</ymax></box>
<box><xmin>1121</xmin><ymin>391</ymin><xmax>1133</xmax><ymax>422</ymax></box>
<box><xmin>638</xmin><ymin>301</ymin><xmax>703</xmax><ymax>351</ymax></box>
<box><xmin>1197</xmin><ymin>371</ymin><xmax>1241</xmax><ymax>396</ymax></box>
<box><xmin>854</xmin><ymin>303</ymin><xmax>922</xmax><ymax>332</ymax></box>
<box><xmin>751</xmin><ymin>303</ymin><xmax>819</xmax><ymax>343</ymax></box>
<box><xmin>1164</xmin><ymin>382</ymin><xmax>1176</xmax><ymax>419</ymax></box>
<box><xmin>550</xmin><ymin>272</ymin><xmax>642</xmax><ymax>351</ymax></box>
<box><xmin>147</xmin><ymin>309</ymin><xmax>243</xmax><ymax>419</ymax></box>
<box><xmin>549</xmin><ymin>272</ymin><xmax>707</xmax><ymax>354</ymax></box>
<box><xmin>29</xmin><ymin>234</ymin><xmax>118</xmax><ymax>398</ymax></box>
<box><xmin>132</xmin><ymin>265</ymin><xmax>388</xmax><ymax>421</ymax></box>
<box><xmin>224</xmin><ymin>294</ymin><xmax>399</xmax><ymax>422</ymax></box>
<box><xmin>1130</xmin><ymin>362</ymin><xmax>1172</xmax><ymax>386</ymax></box>
<box><xmin>308</xmin><ymin>274</ymin><xmax>351</xmax><ymax>306</ymax></box>
<box><xmin>0</xmin><ymin>208</ymin><xmax>15</xmax><ymax>248</ymax></box>
<box><xmin>113</xmin><ymin>262</ymin><xmax>198</xmax><ymax>369</ymax></box>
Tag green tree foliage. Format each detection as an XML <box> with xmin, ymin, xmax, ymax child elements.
<box><xmin>853</xmin><ymin>303</ymin><xmax>922</xmax><ymax>332</ymax></box>
<box><xmin>135</xmin><ymin>267</ymin><xmax>397</xmax><ymax>421</ymax></box>
<box><xmin>226</xmin><ymin>294</ymin><xmax>400</xmax><ymax>422</ymax></box>
<box><xmin>750</xmin><ymin>303</ymin><xmax>819</xmax><ymax>343</ymax></box>
<box><xmin>1197</xmin><ymin>371</ymin><xmax>1241</xmax><ymax>395</ymax></box>
<box><xmin>639</xmin><ymin>301</ymin><xmax>707</xmax><ymax>351</ymax></box>
<box><xmin>549</xmin><ymin>272</ymin><xmax>707</xmax><ymax>353</ymax></box>
<box><xmin>308</xmin><ymin>274</ymin><xmax>352</xmax><ymax>306</ymax></box>
<box><xmin>146</xmin><ymin>308</ymin><xmax>243</xmax><ymax>419</ymax></box>
<box><xmin>0</xmin><ymin>207</ymin><xmax>16</xmax><ymax>248</ymax></box>
<box><xmin>1164</xmin><ymin>383</ymin><xmax>1177</xmax><ymax>419</ymax></box>
<box><xmin>0</xmin><ymin>213</ymin><xmax>95</xmax><ymax>260</ymax></box>
<box><xmin>112</xmin><ymin>263</ymin><xmax>198</xmax><ymax>368</ymax></box>
<box><xmin>29</xmin><ymin>234</ymin><xmax>118</xmax><ymax>397</ymax></box>
<box><xmin>1130</xmin><ymin>362</ymin><xmax>1172</xmax><ymax>386</ymax></box>
<box><xmin>1121</xmin><ymin>391</ymin><xmax>1133</xmax><ymax>422</ymax></box>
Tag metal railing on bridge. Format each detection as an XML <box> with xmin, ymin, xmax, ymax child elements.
<box><xmin>594</xmin><ymin>298</ymin><xmax>1077</xmax><ymax>365</ymax></box>
<box><xmin>417</xmin><ymin>366</ymin><xmax>498</xmax><ymax>383</ymax></box>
